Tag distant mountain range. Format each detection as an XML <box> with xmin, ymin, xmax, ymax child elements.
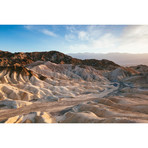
<box><xmin>68</xmin><ymin>53</ymin><xmax>148</xmax><ymax>66</ymax></box>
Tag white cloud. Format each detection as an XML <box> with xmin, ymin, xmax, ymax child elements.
<box><xmin>41</xmin><ymin>29</ymin><xmax>57</xmax><ymax>37</ymax></box>
<box><xmin>78</xmin><ymin>31</ymin><xmax>89</xmax><ymax>40</ymax></box>
<box><xmin>92</xmin><ymin>33</ymin><xmax>118</xmax><ymax>49</ymax></box>
<box><xmin>68</xmin><ymin>25</ymin><xmax>148</xmax><ymax>53</ymax></box>
<box><xmin>24</xmin><ymin>25</ymin><xmax>35</xmax><ymax>30</ymax></box>
<box><xmin>65</xmin><ymin>25</ymin><xmax>103</xmax><ymax>42</ymax></box>
<box><xmin>24</xmin><ymin>25</ymin><xmax>58</xmax><ymax>37</ymax></box>
<box><xmin>117</xmin><ymin>25</ymin><xmax>148</xmax><ymax>53</ymax></box>
<box><xmin>122</xmin><ymin>25</ymin><xmax>148</xmax><ymax>37</ymax></box>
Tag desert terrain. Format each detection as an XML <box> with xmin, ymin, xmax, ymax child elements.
<box><xmin>0</xmin><ymin>50</ymin><xmax>147</xmax><ymax>123</ymax></box>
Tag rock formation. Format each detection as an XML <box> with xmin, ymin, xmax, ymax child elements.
<box><xmin>0</xmin><ymin>50</ymin><xmax>119</xmax><ymax>70</ymax></box>
<box><xmin>0</xmin><ymin>50</ymin><xmax>147</xmax><ymax>123</ymax></box>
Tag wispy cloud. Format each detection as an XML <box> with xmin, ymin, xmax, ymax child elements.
<box><xmin>78</xmin><ymin>31</ymin><xmax>89</xmax><ymax>40</ymax></box>
<box><xmin>41</xmin><ymin>29</ymin><xmax>57</xmax><ymax>37</ymax></box>
<box><xmin>24</xmin><ymin>25</ymin><xmax>58</xmax><ymax>37</ymax></box>
<box><xmin>67</xmin><ymin>25</ymin><xmax>148</xmax><ymax>53</ymax></box>
<box><xmin>24</xmin><ymin>25</ymin><xmax>33</xmax><ymax>30</ymax></box>
<box><xmin>65</xmin><ymin>25</ymin><xmax>103</xmax><ymax>41</ymax></box>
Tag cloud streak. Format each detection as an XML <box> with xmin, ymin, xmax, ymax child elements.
<box><xmin>24</xmin><ymin>25</ymin><xmax>58</xmax><ymax>37</ymax></box>
<box><xmin>41</xmin><ymin>29</ymin><xmax>57</xmax><ymax>37</ymax></box>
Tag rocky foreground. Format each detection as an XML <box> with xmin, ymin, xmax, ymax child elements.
<box><xmin>0</xmin><ymin>50</ymin><xmax>147</xmax><ymax>123</ymax></box>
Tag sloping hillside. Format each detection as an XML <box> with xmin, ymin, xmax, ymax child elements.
<box><xmin>0</xmin><ymin>50</ymin><xmax>119</xmax><ymax>70</ymax></box>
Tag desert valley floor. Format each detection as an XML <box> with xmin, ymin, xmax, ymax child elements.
<box><xmin>0</xmin><ymin>51</ymin><xmax>148</xmax><ymax>123</ymax></box>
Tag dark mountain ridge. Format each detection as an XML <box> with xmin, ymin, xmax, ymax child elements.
<box><xmin>0</xmin><ymin>50</ymin><xmax>120</xmax><ymax>70</ymax></box>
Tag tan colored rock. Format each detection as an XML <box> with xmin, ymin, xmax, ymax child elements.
<box><xmin>61</xmin><ymin>111</ymin><xmax>103</xmax><ymax>123</ymax></box>
<box><xmin>5</xmin><ymin>112</ymin><xmax>56</xmax><ymax>123</ymax></box>
<box><xmin>5</xmin><ymin>115</ymin><xmax>20</xmax><ymax>123</ymax></box>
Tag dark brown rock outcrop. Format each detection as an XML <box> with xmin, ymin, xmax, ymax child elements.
<box><xmin>0</xmin><ymin>50</ymin><xmax>120</xmax><ymax>70</ymax></box>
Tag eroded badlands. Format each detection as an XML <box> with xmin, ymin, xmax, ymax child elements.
<box><xmin>0</xmin><ymin>51</ymin><xmax>147</xmax><ymax>123</ymax></box>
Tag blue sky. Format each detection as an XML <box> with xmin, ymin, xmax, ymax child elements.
<box><xmin>0</xmin><ymin>25</ymin><xmax>148</xmax><ymax>53</ymax></box>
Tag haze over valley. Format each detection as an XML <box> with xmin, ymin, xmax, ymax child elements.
<box><xmin>69</xmin><ymin>53</ymin><xmax>148</xmax><ymax>66</ymax></box>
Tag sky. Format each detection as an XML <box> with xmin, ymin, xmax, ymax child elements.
<box><xmin>0</xmin><ymin>25</ymin><xmax>148</xmax><ymax>54</ymax></box>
